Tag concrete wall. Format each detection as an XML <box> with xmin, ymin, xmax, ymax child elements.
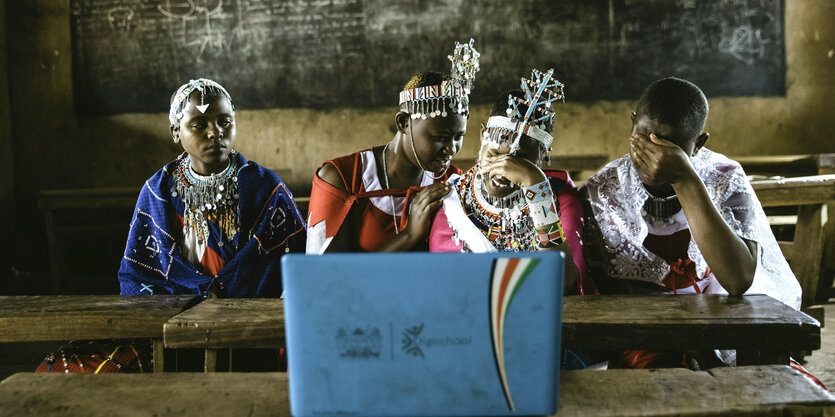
<box><xmin>3</xmin><ymin>1</ymin><xmax>834</xmax><ymax>262</ymax></box>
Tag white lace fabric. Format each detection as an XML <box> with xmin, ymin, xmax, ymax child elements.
<box><xmin>583</xmin><ymin>148</ymin><xmax>801</xmax><ymax>309</ymax></box>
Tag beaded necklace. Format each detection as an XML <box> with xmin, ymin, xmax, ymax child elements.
<box><xmin>171</xmin><ymin>154</ymin><xmax>239</xmax><ymax>245</ymax></box>
<box><xmin>381</xmin><ymin>144</ymin><xmax>400</xmax><ymax>235</ymax></box>
<box><xmin>457</xmin><ymin>167</ymin><xmax>536</xmax><ymax>252</ymax></box>
<box><xmin>641</xmin><ymin>193</ymin><xmax>682</xmax><ymax>228</ymax></box>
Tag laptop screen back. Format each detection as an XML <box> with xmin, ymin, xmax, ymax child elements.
<box><xmin>282</xmin><ymin>252</ymin><xmax>564</xmax><ymax>416</ymax></box>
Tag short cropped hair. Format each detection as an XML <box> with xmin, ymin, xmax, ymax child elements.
<box><xmin>402</xmin><ymin>71</ymin><xmax>450</xmax><ymax>91</ymax></box>
<box><xmin>635</xmin><ymin>77</ymin><xmax>708</xmax><ymax>139</ymax></box>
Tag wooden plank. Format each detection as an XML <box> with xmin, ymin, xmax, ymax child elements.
<box><xmin>816</xmin><ymin>154</ymin><xmax>835</xmax><ymax>174</ymax></box>
<box><xmin>0</xmin><ymin>295</ymin><xmax>201</xmax><ymax>342</ymax></box>
<box><xmin>768</xmin><ymin>215</ymin><xmax>798</xmax><ymax>226</ymax></box>
<box><xmin>152</xmin><ymin>340</ymin><xmax>164</xmax><ymax>374</ymax></box>
<box><xmin>204</xmin><ymin>349</ymin><xmax>218</xmax><ymax>372</ymax></box>
<box><xmin>43</xmin><ymin>210</ymin><xmax>61</xmax><ymax>294</ymax></box>
<box><xmin>0</xmin><ymin>372</ymin><xmax>290</xmax><ymax>417</ymax></box>
<box><xmin>562</xmin><ymin>295</ymin><xmax>821</xmax><ymax>352</ymax></box>
<box><xmin>792</xmin><ymin>204</ymin><xmax>825</xmax><ymax>306</ymax></box>
<box><xmin>162</xmin><ymin>295</ymin><xmax>819</xmax><ymax>360</ymax></box>
<box><xmin>733</xmin><ymin>154</ymin><xmax>819</xmax><ymax>177</ymax></box>
<box><xmin>751</xmin><ymin>175</ymin><xmax>835</xmax><ymax>207</ymax></box>
<box><xmin>0</xmin><ymin>366</ymin><xmax>831</xmax><ymax>417</ymax></box>
<box><xmin>778</xmin><ymin>241</ymin><xmax>794</xmax><ymax>260</ymax></box>
<box><xmin>555</xmin><ymin>365</ymin><xmax>835</xmax><ymax>416</ymax></box>
<box><xmin>37</xmin><ymin>187</ymin><xmax>139</xmax><ymax>210</ymax></box>
<box><xmin>164</xmin><ymin>298</ymin><xmax>284</xmax><ymax>349</ymax></box>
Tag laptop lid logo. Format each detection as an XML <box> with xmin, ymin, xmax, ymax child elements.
<box><xmin>336</xmin><ymin>327</ymin><xmax>382</xmax><ymax>358</ymax></box>
<box><xmin>490</xmin><ymin>257</ymin><xmax>541</xmax><ymax>412</ymax></box>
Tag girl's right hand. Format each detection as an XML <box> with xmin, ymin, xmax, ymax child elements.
<box><xmin>403</xmin><ymin>181</ymin><xmax>451</xmax><ymax>241</ymax></box>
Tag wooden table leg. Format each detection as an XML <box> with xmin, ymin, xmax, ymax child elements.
<box><xmin>44</xmin><ymin>210</ymin><xmax>61</xmax><ymax>294</ymax></box>
<box><xmin>793</xmin><ymin>204</ymin><xmax>824</xmax><ymax>307</ymax></box>
<box><xmin>204</xmin><ymin>349</ymin><xmax>218</xmax><ymax>372</ymax></box>
<box><xmin>152</xmin><ymin>339</ymin><xmax>165</xmax><ymax>373</ymax></box>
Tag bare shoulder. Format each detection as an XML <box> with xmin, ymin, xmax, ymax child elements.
<box><xmin>316</xmin><ymin>162</ymin><xmax>348</xmax><ymax>193</ymax></box>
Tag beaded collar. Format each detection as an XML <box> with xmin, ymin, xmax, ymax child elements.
<box><xmin>457</xmin><ymin>166</ymin><xmax>536</xmax><ymax>252</ymax></box>
<box><xmin>171</xmin><ymin>153</ymin><xmax>239</xmax><ymax>245</ymax></box>
<box><xmin>641</xmin><ymin>193</ymin><xmax>682</xmax><ymax>228</ymax></box>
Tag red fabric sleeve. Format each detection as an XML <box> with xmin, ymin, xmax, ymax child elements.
<box><xmin>307</xmin><ymin>154</ymin><xmax>364</xmax><ymax>240</ymax></box>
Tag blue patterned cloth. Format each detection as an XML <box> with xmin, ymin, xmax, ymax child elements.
<box><xmin>118</xmin><ymin>152</ymin><xmax>306</xmax><ymax>298</ymax></box>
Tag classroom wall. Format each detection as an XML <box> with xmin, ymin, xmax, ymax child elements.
<box><xmin>2</xmin><ymin>1</ymin><xmax>834</xmax><ymax>279</ymax></box>
<box><xmin>0</xmin><ymin>0</ymin><xmax>14</xmax><ymax>277</ymax></box>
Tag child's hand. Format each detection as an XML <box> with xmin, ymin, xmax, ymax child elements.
<box><xmin>480</xmin><ymin>148</ymin><xmax>546</xmax><ymax>188</ymax></box>
<box><xmin>404</xmin><ymin>181</ymin><xmax>450</xmax><ymax>240</ymax></box>
<box><xmin>629</xmin><ymin>132</ymin><xmax>692</xmax><ymax>186</ymax></box>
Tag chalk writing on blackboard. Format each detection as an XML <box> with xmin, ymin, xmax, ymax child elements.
<box><xmin>70</xmin><ymin>0</ymin><xmax>785</xmax><ymax>116</ymax></box>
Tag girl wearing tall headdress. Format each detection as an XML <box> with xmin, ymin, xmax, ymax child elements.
<box><xmin>428</xmin><ymin>69</ymin><xmax>592</xmax><ymax>296</ymax></box>
<box><xmin>306</xmin><ymin>40</ymin><xmax>480</xmax><ymax>253</ymax></box>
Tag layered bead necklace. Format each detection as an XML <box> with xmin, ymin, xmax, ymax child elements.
<box><xmin>457</xmin><ymin>167</ymin><xmax>536</xmax><ymax>252</ymax></box>
<box><xmin>171</xmin><ymin>154</ymin><xmax>240</xmax><ymax>246</ymax></box>
<box><xmin>641</xmin><ymin>193</ymin><xmax>682</xmax><ymax>228</ymax></box>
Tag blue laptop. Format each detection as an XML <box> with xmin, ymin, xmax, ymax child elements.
<box><xmin>282</xmin><ymin>252</ymin><xmax>564</xmax><ymax>417</ymax></box>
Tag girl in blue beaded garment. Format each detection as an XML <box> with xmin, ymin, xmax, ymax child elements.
<box><xmin>118</xmin><ymin>78</ymin><xmax>306</xmax><ymax>298</ymax></box>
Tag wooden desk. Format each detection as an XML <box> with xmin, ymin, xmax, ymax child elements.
<box><xmin>734</xmin><ymin>153</ymin><xmax>835</xmax><ymax>177</ymax></box>
<box><xmin>164</xmin><ymin>295</ymin><xmax>819</xmax><ymax>369</ymax></box>
<box><xmin>164</xmin><ymin>298</ymin><xmax>283</xmax><ymax>371</ymax></box>
<box><xmin>0</xmin><ymin>295</ymin><xmax>200</xmax><ymax>372</ymax></box>
<box><xmin>751</xmin><ymin>175</ymin><xmax>835</xmax><ymax>305</ymax></box>
<box><xmin>562</xmin><ymin>294</ymin><xmax>820</xmax><ymax>365</ymax></box>
<box><xmin>38</xmin><ymin>187</ymin><xmax>139</xmax><ymax>294</ymax></box>
<box><xmin>1</xmin><ymin>365</ymin><xmax>831</xmax><ymax>417</ymax></box>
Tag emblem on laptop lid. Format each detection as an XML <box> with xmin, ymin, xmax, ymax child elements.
<box><xmin>490</xmin><ymin>257</ymin><xmax>541</xmax><ymax>411</ymax></box>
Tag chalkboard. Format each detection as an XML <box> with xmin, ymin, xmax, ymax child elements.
<box><xmin>70</xmin><ymin>0</ymin><xmax>785</xmax><ymax>115</ymax></box>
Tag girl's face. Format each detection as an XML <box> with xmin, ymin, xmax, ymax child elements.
<box><xmin>174</xmin><ymin>93</ymin><xmax>236</xmax><ymax>175</ymax></box>
<box><xmin>480</xmin><ymin>133</ymin><xmax>541</xmax><ymax>198</ymax></box>
<box><xmin>405</xmin><ymin>113</ymin><xmax>466</xmax><ymax>173</ymax></box>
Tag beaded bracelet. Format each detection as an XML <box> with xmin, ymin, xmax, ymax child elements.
<box><xmin>522</xmin><ymin>179</ymin><xmax>565</xmax><ymax>248</ymax></box>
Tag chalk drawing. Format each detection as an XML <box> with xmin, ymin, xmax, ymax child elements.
<box><xmin>158</xmin><ymin>0</ymin><xmax>228</xmax><ymax>60</ymax></box>
<box><xmin>719</xmin><ymin>24</ymin><xmax>770</xmax><ymax>65</ymax></box>
<box><xmin>107</xmin><ymin>6</ymin><xmax>135</xmax><ymax>34</ymax></box>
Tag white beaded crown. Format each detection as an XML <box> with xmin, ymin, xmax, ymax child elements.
<box><xmin>399</xmin><ymin>39</ymin><xmax>480</xmax><ymax>119</ymax></box>
<box><xmin>484</xmin><ymin>68</ymin><xmax>565</xmax><ymax>154</ymax></box>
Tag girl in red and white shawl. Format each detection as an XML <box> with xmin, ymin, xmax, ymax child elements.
<box><xmin>307</xmin><ymin>40</ymin><xmax>479</xmax><ymax>253</ymax></box>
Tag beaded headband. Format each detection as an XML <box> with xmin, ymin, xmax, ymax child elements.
<box><xmin>483</xmin><ymin>68</ymin><xmax>564</xmax><ymax>154</ymax></box>
<box><xmin>399</xmin><ymin>38</ymin><xmax>480</xmax><ymax>120</ymax></box>
<box><xmin>168</xmin><ymin>78</ymin><xmax>233</xmax><ymax>126</ymax></box>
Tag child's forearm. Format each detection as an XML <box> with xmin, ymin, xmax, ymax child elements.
<box><xmin>672</xmin><ymin>165</ymin><xmax>757</xmax><ymax>295</ymax></box>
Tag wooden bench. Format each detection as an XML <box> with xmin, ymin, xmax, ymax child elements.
<box><xmin>163</xmin><ymin>294</ymin><xmax>820</xmax><ymax>371</ymax></box>
<box><xmin>0</xmin><ymin>295</ymin><xmax>201</xmax><ymax>373</ymax></box>
<box><xmin>751</xmin><ymin>175</ymin><xmax>835</xmax><ymax>306</ymax></box>
<box><xmin>734</xmin><ymin>153</ymin><xmax>835</xmax><ymax>178</ymax></box>
<box><xmin>0</xmin><ymin>365</ymin><xmax>831</xmax><ymax>416</ymax></box>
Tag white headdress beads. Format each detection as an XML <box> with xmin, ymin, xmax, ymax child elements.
<box><xmin>168</xmin><ymin>78</ymin><xmax>234</xmax><ymax>128</ymax></box>
<box><xmin>483</xmin><ymin>68</ymin><xmax>565</xmax><ymax>158</ymax></box>
<box><xmin>399</xmin><ymin>38</ymin><xmax>481</xmax><ymax>120</ymax></box>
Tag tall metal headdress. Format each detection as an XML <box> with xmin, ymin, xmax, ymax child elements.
<box><xmin>484</xmin><ymin>68</ymin><xmax>565</xmax><ymax>155</ymax></box>
<box><xmin>399</xmin><ymin>39</ymin><xmax>480</xmax><ymax>119</ymax></box>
